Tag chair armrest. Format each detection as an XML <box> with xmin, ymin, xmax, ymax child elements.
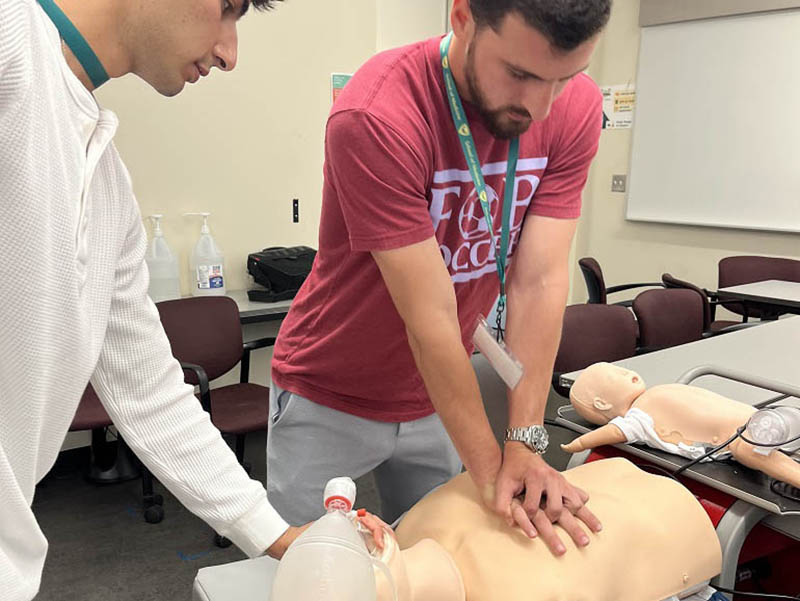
<box><xmin>704</xmin><ymin>321</ymin><xmax>764</xmax><ymax>337</ymax></box>
<box><xmin>634</xmin><ymin>345</ymin><xmax>662</xmax><ymax>356</ymax></box>
<box><xmin>610</xmin><ymin>299</ymin><xmax>634</xmax><ymax>309</ymax></box>
<box><xmin>243</xmin><ymin>337</ymin><xmax>277</xmax><ymax>353</ymax></box>
<box><xmin>181</xmin><ymin>362</ymin><xmax>211</xmax><ymax>414</ymax></box>
<box><xmin>606</xmin><ymin>282</ymin><xmax>665</xmax><ymax>295</ymax></box>
<box><xmin>710</xmin><ymin>298</ymin><xmax>748</xmax><ymax>322</ymax></box>
<box><xmin>240</xmin><ymin>337</ymin><xmax>277</xmax><ymax>384</ymax></box>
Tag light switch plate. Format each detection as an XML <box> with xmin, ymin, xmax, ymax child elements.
<box><xmin>611</xmin><ymin>174</ymin><xmax>627</xmax><ymax>193</ymax></box>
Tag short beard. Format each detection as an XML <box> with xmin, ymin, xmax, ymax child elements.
<box><xmin>465</xmin><ymin>41</ymin><xmax>532</xmax><ymax>140</ymax></box>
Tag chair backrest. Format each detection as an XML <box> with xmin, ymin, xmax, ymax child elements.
<box><xmin>157</xmin><ymin>296</ymin><xmax>243</xmax><ymax>383</ymax></box>
<box><xmin>718</xmin><ymin>255</ymin><xmax>800</xmax><ymax>318</ymax></box>
<box><xmin>632</xmin><ymin>289</ymin><xmax>704</xmax><ymax>351</ymax></box>
<box><xmin>661</xmin><ymin>273</ymin><xmax>711</xmax><ymax>331</ymax></box>
<box><xmin>578</xmin><ymin>257</ymin><xmax>606</xmax><ymax>304</ymax></box>
<box><xmin>69</xmin><ymin>384</ymin><xmax>112</xmax><ymax>432</ymax></box>
<box><xmin>552</xmin><ymin>304</ymin><xmax>639</xmax><ymax>396</ymax></box>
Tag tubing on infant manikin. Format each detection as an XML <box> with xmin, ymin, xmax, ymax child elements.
<box><xmin>394</xmin><ymin>459</ymin><xmax>722</xmax><ymax>601</ymax></box>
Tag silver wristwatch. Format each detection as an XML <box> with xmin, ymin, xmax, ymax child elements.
<box><xmin>505</xmin><ymin>425</ymin><xmax>549</xmax><ymax>455</ymax></box>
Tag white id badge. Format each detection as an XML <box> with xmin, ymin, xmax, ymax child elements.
<box><xmin>472</xmin><ymin>316</ymin><xmax>524</xmax><ymax>390</ymax></box>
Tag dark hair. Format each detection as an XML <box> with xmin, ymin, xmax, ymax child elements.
<box><xmin>469</xmin><ymin>0</ymin><xmax>611</xmax><ymax>51</ymax></box>
<box><xmin>251</xmin><ymin>0</ymin><xmax>284</xmax><ymax>11</ymax></box>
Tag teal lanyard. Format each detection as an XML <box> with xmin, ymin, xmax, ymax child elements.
<box><xmin>440</xmin><ymin>32</ymin><xmax>519</xmax><ymax>340</ymax></box>
<box><xmin>37</xmin><ymin>0</ymin><xmax>109</xmax><ymax>88</ymax></box>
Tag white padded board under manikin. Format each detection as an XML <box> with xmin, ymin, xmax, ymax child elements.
<box><xmin>626</xmin><ymin>9</ymin><xmax>800</xmax><ymax>233</ymax></box>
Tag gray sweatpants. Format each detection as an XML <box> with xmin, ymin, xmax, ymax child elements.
<box><xmin>266</xmin><ymin>382</ymin><xmax>462</xmax><ymax>525</ymax></box>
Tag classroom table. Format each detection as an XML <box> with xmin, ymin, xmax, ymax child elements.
<box><xmin>193</xmin><ymin>555</ymin><xmax>278</xmax><ymax>601</ymax></box>
<box><xmin>716</xmin><ymin>279</ymin><xmax>800</xmax><ymax>315</ymax></box>
<box><xmin>225</xmin><ymin>290</ymin><xmax>293</xmax><ymax>324</ymax></box>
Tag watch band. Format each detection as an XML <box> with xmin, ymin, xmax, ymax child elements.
<box><xmin>505</xmin><ymin>425</ymin><xmax>549</xmax><ymax>455</ymax></box>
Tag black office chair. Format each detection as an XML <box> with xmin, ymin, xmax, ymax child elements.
<box><xmin>578</xmin><ymin>257</ymin><xmax>664</xmax><ymax>307</ymax></box>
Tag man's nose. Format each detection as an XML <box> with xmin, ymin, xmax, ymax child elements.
<box><xmin>524</xmin><ymin>81</ymin><xmax>559</xmax><ymax>121</ymax></box>
<box><xmin>213</xmin><ymin>24</ymin><xmax>239</xmax><ymax>72</ymax></box>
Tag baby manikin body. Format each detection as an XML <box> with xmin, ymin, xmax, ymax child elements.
<box><xmin>561</xmin><ymin>362</ymin><xmax>800</xmax><ymax>489</ymax></box>
<box><xmin>382</xmin><ymin>458</ymin><xmax>721</xmax><ymax>601</ymax></box>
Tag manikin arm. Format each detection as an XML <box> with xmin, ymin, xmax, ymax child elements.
<box><xmin>729</xmin><ymin>438</ymin><xmax>800</xmax><ymax>489</ymax></box>
<box><xmin>561</xmin><ymin>423</ymin><xmax>627</xmax><ymax>453</ymax></box>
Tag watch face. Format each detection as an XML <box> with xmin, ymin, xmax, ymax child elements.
<box><xmin>506</xmin><ymin>427</ymin><xmax>549</xmax><ymax>453</ymax></box>
<box><xmin>530</xmin><ymin>426</ymin><xmax>549</xmax><ymax>452</ymax></box>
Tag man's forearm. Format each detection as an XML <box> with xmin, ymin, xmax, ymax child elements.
<box><xmin>504</xmin><ymin>276</ymin><xmax>569</xmax><ymax>427</ymax></box>
<box><xmin>406</xmin><ymin>319</ymin><xmax>502</xmax><ymax>487</ymax></box>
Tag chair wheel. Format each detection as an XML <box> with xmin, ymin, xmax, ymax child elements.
<box><xmin>144</xmin><ymin>505</ymin><xmax>164</xmax><ymax>524</ymax></box>
<box><xmin>214</xmin><ymin>534</ymin><xmax>233</xmax><ymax>548</ymax></box>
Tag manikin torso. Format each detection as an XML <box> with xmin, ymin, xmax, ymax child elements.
<box><xmin>633</xmin><ymin>384</ymin><xmax>755</xmax><ymax>446</ymax></box>
<box><xmin>392</xmin><ymin>459</ymin><xmax>721</xmax><ymax>601</ymax></box>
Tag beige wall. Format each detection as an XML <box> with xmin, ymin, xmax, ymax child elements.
<box><xmin>96</xmin><ymin>0</ymin><xmax>447</xmax><ymax>295</ymax></box>
<box><xmin>377</xmin><ymin>0</ymin><xmax>448</xmax><ymax>51</ymax></box>
<box><xmin>571</xmin><ymin>0</ymin><xmax>800</xmax><ymax>305</ymax></box>
<box><xmin>640</xmin><ymin>0</ymin><xmax>800</xmax><ymax>26</ymax></box>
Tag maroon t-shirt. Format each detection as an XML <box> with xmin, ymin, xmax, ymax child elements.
<box><xmin>272</xmin><ymin>36</ymin><xmax>602</xmax><ymax>422</ymax></box>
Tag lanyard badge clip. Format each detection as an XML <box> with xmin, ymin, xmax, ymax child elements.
<box><xmin>472</xmin><ymin>315</ymin><xmax>523</xmax><ymax>390</ymax></box>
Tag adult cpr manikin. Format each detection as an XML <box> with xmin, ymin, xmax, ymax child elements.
<box><xmin>392</xmin><ymin>459</ymin><xmax>722</xmax><ymax>601</ymax></box>
<box><xmin>561</xmin><ymin>362</ymin><xmax>800</xmax><ymax>489</ymax></box>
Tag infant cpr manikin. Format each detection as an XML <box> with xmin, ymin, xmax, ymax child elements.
<box><xmin>562</xmin><ymin>362</ymin><xmax>800</xmax><ymax>489</ymax></box>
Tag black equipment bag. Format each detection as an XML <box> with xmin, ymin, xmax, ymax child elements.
<box><xmin>247</xmin><ymin>246</ymin><xmax>316</xmax><ymax>302</ymax></box>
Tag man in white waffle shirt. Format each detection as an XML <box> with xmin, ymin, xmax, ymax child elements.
<box><xmin>0</xmin><ymin>0</ymin><xmax>318</xmax><ymax>598</ymax></box>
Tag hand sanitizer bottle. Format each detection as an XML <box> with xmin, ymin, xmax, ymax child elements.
<box><xmin>184</xmin><ymin>212</ymin><xmax>225</xmax><ymax>296</ymax></box>
<box><xmin>145</xmin><ymin>214</ymin><xmax>181</xmax><ymax>303</ymax></box>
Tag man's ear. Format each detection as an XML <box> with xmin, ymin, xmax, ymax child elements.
<box><xmin>450</xmin><ymin>0</ymin><xmax>475</xmax><ymax>39</ymax></box>
<box><xmin>593</xmin><ymin>398</ymin><xmax>613</xmax><ymax>412</ymax></box>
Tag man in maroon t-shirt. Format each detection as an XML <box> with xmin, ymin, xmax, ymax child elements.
<box><xmin>270</xmin><ymin>0</ymin><xmax>610</xmax><ymax>555</ymax></box>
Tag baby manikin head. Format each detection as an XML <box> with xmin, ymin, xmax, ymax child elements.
<box><xmin>569</xmin><ymin>362</ymin><xmax>646</xmax><ymax>424</ymax></box>
<box><xmin>373</xmin><ymin>530</ymin><xmax>464</xmax><ymax>601</ymax></box>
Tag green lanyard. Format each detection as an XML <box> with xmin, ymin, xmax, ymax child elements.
<box><xmin>37</xmin><ymin>0</ymin><xmax>109</xmax><ymax>88</ymax></box>
<box><xmin>440</xmin><ymin>32</ymin><xmax>519</xmax><ymax>340</ymax></box>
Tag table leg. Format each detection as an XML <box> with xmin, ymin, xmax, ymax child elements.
<box><xmin>711</xmin><ymin>500</ymin><xmax>769</xmax><ymax>589</ymax></box>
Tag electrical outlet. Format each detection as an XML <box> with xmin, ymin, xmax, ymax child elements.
<box><xmin>611</xmin><ymin>174</ymin><xmax>627</xmax><ymax>193</ymax></box>
<box><xmin>292</xmin><ymin>198</ymin><xmax>300</xmax><ymax>223</ymax></box>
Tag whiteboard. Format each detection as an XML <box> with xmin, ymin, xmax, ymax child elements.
<box><xmin>627</xmin><ymin>10</ymin><xmax>800</xmax><ymax>233</ymax></box>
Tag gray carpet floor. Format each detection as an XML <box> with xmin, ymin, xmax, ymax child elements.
<box><xmin>32</xmin><ymin>388</ymin><xmax>575</xmax><ymax>601</ymax></box>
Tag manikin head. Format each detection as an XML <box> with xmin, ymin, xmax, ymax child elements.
<box><xmin>373</xmin><ymin>532</ymin><xmax>465</xmax><ymax>601</ymax></box>
<box><xmin>569</xmin><ymin>362</ymin><xmax>647</xmax><ymax>424</ymax></box>
<box><xmin>449</xmin><ymin>0</ymin><xmax>611</xmax><ymax>138</ymax></box>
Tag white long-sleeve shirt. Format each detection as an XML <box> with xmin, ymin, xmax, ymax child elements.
<box><xmin>0</xmin><ymin>2</ymin><xmax>288</xmax><ymax>598</ymax></box>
